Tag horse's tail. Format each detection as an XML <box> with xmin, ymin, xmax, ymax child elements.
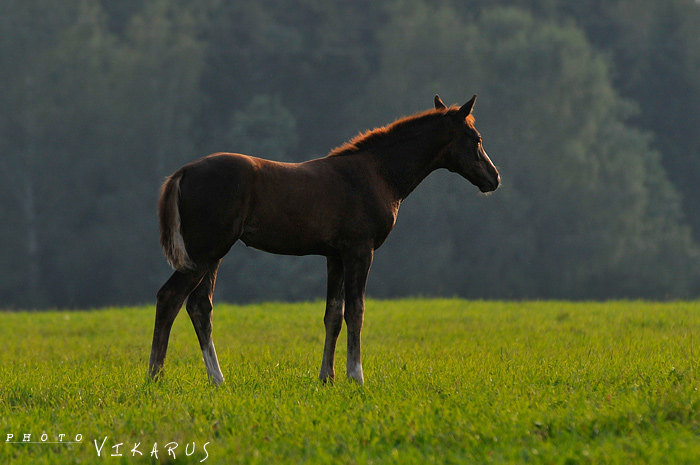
<box><xmin>158</xmin><ymin>170</ymin><xmax>194</xmax><ymax>271</ymax></box>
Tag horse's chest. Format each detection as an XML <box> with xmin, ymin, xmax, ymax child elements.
<box><xmin>371</xmin><ymin>201</ymin><xmax>400</xmax><ymax>249</ymax></box>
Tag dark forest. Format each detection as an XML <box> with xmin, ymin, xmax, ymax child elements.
<box><xmin>1</xmin><ymin>0</ymin><xmax>698</xmax><ymax>308</ymax></box>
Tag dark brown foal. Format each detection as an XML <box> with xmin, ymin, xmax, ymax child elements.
<box><xmin>149</xmin><ymin>94</ymin><xmax>499</xmax><ymax>385</ymax></box>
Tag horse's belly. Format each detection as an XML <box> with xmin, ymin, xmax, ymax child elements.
<box><xmin>240</xmin><ymin>221</ymin><xmax>331</xmax><ymax>256</ymax></box>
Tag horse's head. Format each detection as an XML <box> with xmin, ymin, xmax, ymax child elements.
<box><xmin>435</xmin><ymin>94</ymin><xmax>500</xmax><ymax>193</ymax></box>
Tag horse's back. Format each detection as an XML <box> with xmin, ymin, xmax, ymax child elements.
<box><xmin>240</xmin><ymin>157</ymin><xmax>355</xmax><ymax>255</ymax></box>
<box><xmin>175</xmin><ymin>152</ymin><xmax>343</xmax><ymax>259</ymax></box>
<box><xmin>242</xmin><ymin>155</ymin><xmax>397</xmax><ymax>254</ymax></box>
<box><xmin>176</xmin><ymin>152</ymin><xmax>397</xmax><ymax>260</ymax></box>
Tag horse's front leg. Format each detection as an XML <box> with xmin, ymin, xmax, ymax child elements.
<box><xmin>342</xmin><ymin>248</ymin><xmax>374</xmax><ymax>385</ymax></box>
<box><xmin>320</xmin><ymin>256</ymin><xmax>345</xmax><ymax>383</ymax></box>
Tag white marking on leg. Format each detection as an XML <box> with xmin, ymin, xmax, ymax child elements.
<box><xmin>347</xmin><ymin>362</ymin><xmax>364</xmax><ymax>385</ymax></box>
<box><xmin>202</xmin><ymin>340</ymin><xmax>224</xmax><ymax>385</ymax></box>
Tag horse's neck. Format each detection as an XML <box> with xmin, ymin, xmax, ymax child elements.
<box><xmin>375</xmin><ymin>122</ymin><xmax>450</xmax><ymax>201</ymax></box>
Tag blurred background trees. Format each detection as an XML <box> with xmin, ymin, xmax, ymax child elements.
<box><xmin>1</xmin><ymin>0</ymin><xmax>698</xmax><ymax>308</ymax></box>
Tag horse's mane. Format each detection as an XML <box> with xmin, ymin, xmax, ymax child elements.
<box><xmin>327</xmin><ymin>106</ymin><xmax>474</xmax><ymax>157</ymax></box>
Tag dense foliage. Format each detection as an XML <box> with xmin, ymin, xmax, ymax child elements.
<box><xmin>1</xmin><ymin>0</ymin><xmax>698</xmax><ymax>307</ymax></box>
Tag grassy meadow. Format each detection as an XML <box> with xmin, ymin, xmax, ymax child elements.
<box><xmin>0</xmin><ymin>300</ymin><xmax>698</xmax><ymax>464</ymax></box>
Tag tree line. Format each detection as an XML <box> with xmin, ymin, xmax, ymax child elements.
<box><xmin>1</xmin><ymin>0</ymin><xmax>698</xmax><ymax>308</ymax></box>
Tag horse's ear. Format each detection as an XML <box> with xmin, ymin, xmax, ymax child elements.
<box><xmin>434</xmin><ymin>95</ymin><xmax>447</xmax><ymax>110</ymax></box>
<box><xmin>458</xmin><ymin>94</ymin><xmax>477</xmax><ymax>118</ymax></box>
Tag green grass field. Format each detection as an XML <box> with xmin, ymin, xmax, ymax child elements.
<box><xmin>0</xmin><ymin>300</ymin><xmax>698</xmax><ymax>464</ymax></box>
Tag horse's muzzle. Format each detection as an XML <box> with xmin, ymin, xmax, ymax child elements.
<box><xmin>479</xmin><ymin>173</ymin><xmax>500</xmax><ymax>193</ymax></box>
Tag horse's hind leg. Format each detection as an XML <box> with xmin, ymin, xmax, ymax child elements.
<box><xmin>319</xmin><ymin>256</ymin><xmax>344</xmax><ymax>383</ymax></box>
<box><xmin>186</xmin><ymin>262</ymin><xmax>224</xmax><ymax>385</ymax></box>
<box><xmin>149</xmin><ymin>269</ymin><xmax>206</xmax><ymax>380</ymax></box>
